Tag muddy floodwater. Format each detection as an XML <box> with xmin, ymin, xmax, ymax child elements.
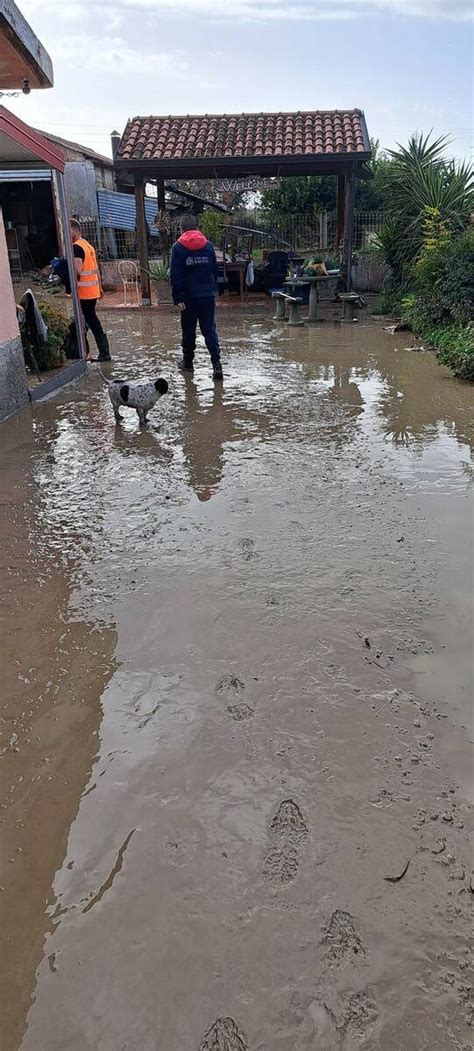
<box><xmin>1</xmin><ymin>304</ymin><xmax>473</xmax><ymax>1051</ymax></box>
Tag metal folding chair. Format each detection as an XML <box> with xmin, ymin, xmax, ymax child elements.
<box><xmin>118</xmin><ymin>260</ymin><xmax>140</xmax><ymax>307</ymax></box>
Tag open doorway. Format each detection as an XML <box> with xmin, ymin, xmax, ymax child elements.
<box><xmin>0</xmin><ymin>175</ymin><xmax>59</xmax><ymax>274</ymax></box>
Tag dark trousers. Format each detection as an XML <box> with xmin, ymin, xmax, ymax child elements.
<box><xmin>181</xmin><ymin>297</ymin><xmax>221</xmax><ymax>367</ymax></box>
<box><xmin>80</xmin><ymin>299</ymin><xmax>110</xmax><ymax>357</ymax></box>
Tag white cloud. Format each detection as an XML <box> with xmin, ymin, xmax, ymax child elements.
<box><xmin>369</xmin><ymin>0</ymin><xmax>472</xmax><ymax>17</ymax></box>
<box><xmin>28</xmin><ymin>30</ymin><xmax>217</xmax><ymax>85</ymax></box>
<box><xmin>105</xmin><ymin>12</ymin><xmax>125</xmax><ymax>32</ymax></box>
<box><xmin>118</xmin><ymin>0</ymin><xmax>473</xmax><ymax>21</ymax></box>
<box><xmin>18</xmin><ymin>0</ymin><xmax>474</xmax><ymax>22</ymax></box>
<box><xmin>19</xmin><ymin>0</ymin><xmax>83</xmax><ymax>24</ymax></box>
<box><xmin>51</xmin><ymin>34</ymin><xmax>189</xmax><ymax>75</ymax></box>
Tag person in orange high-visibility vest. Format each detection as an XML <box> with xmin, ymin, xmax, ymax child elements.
<box><xmin>70</xmin><ymin>219</ymin><xmax>111</xmax><ymax>361</ymax></box>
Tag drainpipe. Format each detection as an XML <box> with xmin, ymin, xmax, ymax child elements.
<box><xmin>55</xmin><ymin>170</ymin><xmax>87</xmax><ymax>362</ymax></box>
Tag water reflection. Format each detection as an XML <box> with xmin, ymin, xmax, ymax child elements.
<box><xmin>328</xmin><ymin>365</ymin><xmax>364</xmax><ymax>416</ymax></box>
<box><xmin>181</xmin><ymin>376</ymin><xmax>274</xmax><ymax>501</ymax></box>
<box><xmin>280</xmin><ymin>322</ymin><xmax>473</xmax><ymax>457</ymax></box>
<box><xmin>0</xmin><ymin>404</ymin><xmax>118</xmax><ymax>1051</ymax></box>
<box><xmin>113</xmin><ymin>424</ymin><xmax>173</xmax><ymax>467</ymax></box>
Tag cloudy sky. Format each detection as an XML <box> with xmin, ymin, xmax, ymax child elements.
<box><xmin>7</xmin><ymin>0</ymin><xmax>473</xmax><ymax>162</ymax></box>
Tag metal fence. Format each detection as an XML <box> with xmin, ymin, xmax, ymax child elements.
<box><xmin>232</xmin><ymin>210</ymin><xmax>384</xmax><ymax>253</ymax></box>
<box><xmin>77</xmin><ymin>210</ymin><xmax>384</xmax><ymax>265</ymax></box>
<box><xmin>77</xmin><ymin>219</ymin><xmax>162</xmax><ymax>262</ymax></box>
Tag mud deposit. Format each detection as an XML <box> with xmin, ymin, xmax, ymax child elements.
<box><xmin>0</xmin><ymin>305</ymin><xmax>472</xmax><ymax>1050</ymax></box>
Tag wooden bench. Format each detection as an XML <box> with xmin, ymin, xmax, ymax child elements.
<box><xmin>338</xmin><ymin>293</ymin><xmax>364</xmax><ymax>321</ymax></box>
<box><xmin>271</xmin><ymin>291</ymin><xmax>304</xmax><ymax>326</ymax></box>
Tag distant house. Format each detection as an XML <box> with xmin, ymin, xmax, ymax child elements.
<box><xmin>0</xmin><ymin>124</ymin><xmax>229</xmax><ymax>274</ymax></box>
<box><xmin>0</xmin><ymin>128</ymin><xmax>118</xmax><ymax>271</ymax></box>
<box><xmin>37</xmin><ymin>130</ymin><xmax>116</xmax><ymax>209</ymax></box>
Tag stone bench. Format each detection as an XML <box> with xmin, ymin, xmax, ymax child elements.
<box><xmin>338</xmin><ymin>293</ymin><xmax>364</xmax><ymax>321</ymax></box>
<box><xmin>271</xmin><ymin>291</ymin><xmax>304</xmax><ymax>326</ymax></box>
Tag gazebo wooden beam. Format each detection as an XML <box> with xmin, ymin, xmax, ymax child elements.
<box><xmin>117</xmin><ymin>156</ymin><xmax>369</xmax><ymax>181</ymax></box>
<box><xmin>134</xmin><ymin>175</ymin><xmax>150</xmax><ymax>304</ymax></box>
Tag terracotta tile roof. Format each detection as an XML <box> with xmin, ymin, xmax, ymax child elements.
<box><xmin>117</xmin><ymin>111</ymin><xmax>369</xmax><ymax>163</ymax></box>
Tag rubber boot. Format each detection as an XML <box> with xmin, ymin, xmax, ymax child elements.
<box><xmin>178</xmin><ymin>357</ymin><xmax>194</xmax><ymax>372</ymax></box>
<box><xmin>92</xmin><ymin>331</ymin><xmax>112</xmax><ymax>362</ymax></box>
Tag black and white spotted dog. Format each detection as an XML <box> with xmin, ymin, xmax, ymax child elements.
<box><xmin>97</xmin><ymin>367</ymin><xmax>168</xmax><ymax>425</ymax></box>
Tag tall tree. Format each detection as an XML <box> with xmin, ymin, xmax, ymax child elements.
<box><xmin>260</xmin><ymin>140</ymin><xmax>392</xmax><ymax>216</ymax></box>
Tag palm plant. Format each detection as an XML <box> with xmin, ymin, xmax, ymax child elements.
<box><xmin>376</xmin><ymin>133</ymin><xmax>473</xmax><ymax>282</ymax></box>
<box><xmin>148</xmin><ymin>261</ymin><xmax>170</xmax><ymax>282</ymax></box>
<box><xmin>148</xmin><ymin>260</ymin><xmax>172</xmax><ymax>304</ymax></box>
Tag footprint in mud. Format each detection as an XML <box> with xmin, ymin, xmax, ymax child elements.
<box><xmin>216</xmin><ymin>674</ymin><xmax>256</xmax><ymax>721</ymax></box>
<box><xmin>216</xmin><ymin>674</ymin><xmax>245</xmax><ymax>695</ymax></box>
<box><xmin>321</xmin><ymin>909</ymin><xmax>366</xmax><ymax>966</ymax></box>
<box><xmin>198</xmin><ymin>1016</ymin><xmax>248</xmax><ymax>1050</ymax></box>
<box><xmin>239</xmin><ymin>538</ymin><xmax>256</xmax><ymax>562</ymax></box>
<box><xmin>323</xmin><ymin>988</ymin><xmax>378</xmax><ymax>1037</ymax></box>
<box><xmin>226</xmin><ymin>703</ymin><xmax>255</xmax><ymax>721</ymax></box>
<box><xmin>262</xmin><ymin>799</ymin><xmax>309</xmax><ymax>888</ymax></box>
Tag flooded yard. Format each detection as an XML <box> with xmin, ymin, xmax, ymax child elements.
<box><xmin>1</xmin><ymin>303</ymin><xmax>472</xmax><ymax>1050</ymax></box>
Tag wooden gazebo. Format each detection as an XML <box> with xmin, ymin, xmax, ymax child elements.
<box><xmin>114</xmin><ymin>110</ymin><xmax>372</xmax><ymax>304</ymax></box>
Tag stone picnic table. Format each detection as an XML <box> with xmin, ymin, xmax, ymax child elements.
<box><xmin>284</xmin><ymin>275</ymin><xmax>330</xmax><ymax>323</ymax></box>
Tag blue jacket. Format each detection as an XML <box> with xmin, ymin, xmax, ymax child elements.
<box><xmin>170</xmin><ymin>230</ymin><xmax>218</xmax><ymax>304</ymax></box>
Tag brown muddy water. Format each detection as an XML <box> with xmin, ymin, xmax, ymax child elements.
<box><xmin>0</xmin><ymin>304</ymin><xmax>473</xmax><ymax>1051</ymax></box>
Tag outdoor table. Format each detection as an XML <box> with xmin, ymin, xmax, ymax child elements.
<box><xmin>225</xmin><ymin>260</ymin><xmax>247</xmax><ymax>303</ymax></box>
<box><xmin>284</xmin><ymin>275</ymin><xmax>329</xmax><ymax>323</ymax></box>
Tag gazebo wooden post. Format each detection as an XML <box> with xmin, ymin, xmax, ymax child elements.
<box><xmin>336</xmin><ymin>173</ymin><xmax>345</xmax><ymax>253</ymax></box>
<box><xmin>341</xmin><ymin>166</ymin><xmax>356</xmax><ymax>291</ymax></box>
<box><xmin>156</xmin><ymin>177</ymin><xmax>166</xmax><ymax>213</ymax></box>
<box><xmin>134</xmin><ymin>175</ymin><xmax>151</xmax><ymax>304</ymax></box>
<box><xmin>155</xmin><ymin>176</ymin><xmax>170</xmax><ymax>265</ymax></box>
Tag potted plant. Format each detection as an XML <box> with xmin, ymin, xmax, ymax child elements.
<box><xmin>148</xmin><ymin>261</ymin><xmax>172</xmax><ymax>304</ymax></box>
<box><xmin>35</xmin><ymin>301</ymin><xmax>69</xmax><ymax>369</ymax></box>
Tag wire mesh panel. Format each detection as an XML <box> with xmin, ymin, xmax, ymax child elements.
<box><xmin>232</xmin><ymin>210</ymin><xmax>384</xmax><ymax>253</ymax></box>
<box><xmin>74</xmin><ymin>218</ymin><xmax>162</xmax><ymax>261</ymax></box>
<box><xmin>76</xmin><ymin>209</ymin><xmax>384</xmax><ymax>262</ymax></box>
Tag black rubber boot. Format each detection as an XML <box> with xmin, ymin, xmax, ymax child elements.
<box><xmin>92</xmin><ymin>331</ymin><xmax>111</xmax><ymax>362</ymax></box>
<box><xmin>178</xmin><ymin>357</ymin><xmax>194</xmax><ymax>372</ymax></box>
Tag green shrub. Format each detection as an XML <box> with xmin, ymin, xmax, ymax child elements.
<box><xmin>405</xmin><ymin>229</ymin><xmax>474</xmax><ymax>330</ymax></box>
<box><xmin>371</xmin><ymin>290</ymin><xmax>404</xmax><ymax>316</ymax></box>
<box><xmin>200</xmin><ymin>210</ymin><xmax>224</xmax><ymax>245</ymax></box>
<box><xmin>430</xmin><ymin>324</ymin><xmax>474</xmax><ymax>381</ymax></box>
<box><xmin>36</xmin><ymin>301</ymin><xmax>69</xmax><ymax>369</ymax></box>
